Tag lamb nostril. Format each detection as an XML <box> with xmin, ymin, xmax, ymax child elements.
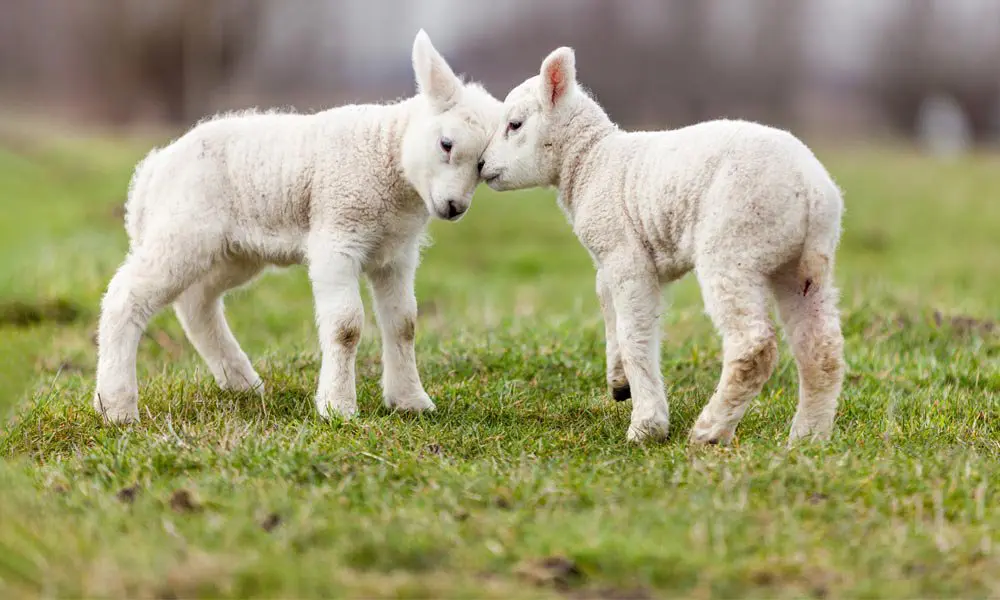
<box><xmin>446</xmin><ymin>200</ymin><xmax>459</xmax><ymax>219</ymax></box>
<box><xmin>477</xmin><ymin>159</ymin><xmax>485</xmax><ymax>174</ymax></box>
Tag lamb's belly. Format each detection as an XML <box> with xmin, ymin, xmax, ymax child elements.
<box><xmin>642</xmin><ymin>218</ymin><xmax>694</xmax><ymax>283</ymax></box>
<box><xmin>234</xmin><ymin>231</ymin><xmax>306</xmax><ymax>267</ymax></box>
<box><xmin>652</xmin><ymin>250</ymin><xmax>693</xmax><ymax>283</ymax></box>
<box><xmin>638</xmin><ymin>204</ymin><xmax>695</xmax><ymax>283</ymax></box>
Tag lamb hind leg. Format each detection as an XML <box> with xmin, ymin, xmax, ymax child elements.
<box><xmin>173</xmin><ymin>260</ymin><xmax>264</xmax><ymax>394</ymax></box>
<box><xmin>690</xmin><ymin>268</ymin><xmax>778</xmax><ymax>445</ymax></box>
<box><xmin>772</xmin><ymin>266</ymin><xmax>845</xmax><ymax>442</ymax></box>
<box><xmin>94</xmin><ymin>248</ymin><xmax>208</xmax><ymax>423</ymax></box>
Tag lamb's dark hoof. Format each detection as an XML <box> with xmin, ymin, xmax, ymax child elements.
<box><xmin>611</xmin><ymin>384</ymin><xmax>631</xmax><ymax>402</ymax></box>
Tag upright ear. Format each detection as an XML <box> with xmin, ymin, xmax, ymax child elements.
<box><xmin>412</xmin><ymin>29</ymin><xmax>461</xmax><ymax>112</ymax></box>
<box><xmin>539</xmin><ymin>47</ymin><xmax>576</xmax><ymax>110</ymax></box>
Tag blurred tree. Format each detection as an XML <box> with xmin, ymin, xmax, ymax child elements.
<box><xmin>89</xmin><ymin>0</ymin><xmax>262</xmax><ymax>125</ymax></box>
<box><xmin>874</xmin><ymin>0</ymin><xmax>1000</xmax><ymax>144</ymax></box>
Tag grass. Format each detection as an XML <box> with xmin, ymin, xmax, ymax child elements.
<box><xmin>0</xmin><ymin>131</ymin><xmax>997</xmax><ymax>599</ymax></box>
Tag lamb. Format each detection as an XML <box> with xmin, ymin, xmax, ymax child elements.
<box><xmin>480</xmin><ymin>47</ymin><xmax>846</xmax><ymax>444</ymax></box>
<box><xmin>93</xmin><ymin>30</ymin><xmax>502</xmax><ymax>424</ymax></box>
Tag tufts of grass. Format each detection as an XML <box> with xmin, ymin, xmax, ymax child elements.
<box><xmin>0</xmin><ymin>137</ymin><xmax>997</xmax><ymax>598</ymax></box>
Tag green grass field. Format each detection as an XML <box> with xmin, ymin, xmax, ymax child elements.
<box><xmin>0</xmin><ymin>132</ymin><xmax>997</xmax><ymax>598</ymax></box>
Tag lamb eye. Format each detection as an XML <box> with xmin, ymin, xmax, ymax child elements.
<box><xmin>507</xmin><ymin>120</ymin><xmax>522</xmax><ymax>133</ymax></box>
<box><xmin>440</xmin><ymin>138</ymin><xmax>453</xmax><ymax>153</ymax></box>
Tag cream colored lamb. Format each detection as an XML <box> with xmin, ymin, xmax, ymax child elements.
<box><xmin>93</xmin><ymin>30</ymin><xmax>502</xmax><ymax>423</ymax></box>
<box><xmin>480</xmin><ymin>47</ymin><xmax>845</xmax><ymax>444</ymax></box>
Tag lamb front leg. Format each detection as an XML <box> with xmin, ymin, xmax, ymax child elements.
<box><xmin>367</xmin><ymin>250</ymin><xmax>435</xmax><ymax>413</ymax></box>
<box><xmin>309</xmin><ymin>249</ymin><xmax>365</xmax><ymax>420</ymax></box>
<box><xmin>597</xmin><ymin>269</ymin><xmax>629</xmax><ymax>401</ymax></box>
<box><xmin>606</xmin><ymin>264</ymin><xmax>669</xmax><ymax>442</ymax></box>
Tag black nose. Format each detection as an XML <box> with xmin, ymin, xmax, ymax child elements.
<box><xmin>446</xmin><ymin>200</ymin><xmax>461</xmax><ymax>219</ymax></box>
<box><xmin>477</xmin><ymin>159</ymin><xmax>485</xmax><ymax>175</ymax></box>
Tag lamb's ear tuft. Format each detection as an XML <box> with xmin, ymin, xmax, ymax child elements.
<box><xmin>412</xmin><ymin>29</ymin><xmax>461</xmax><ymax>113</ymax></box>
<box><xmin>539</xmin><ymin>47</ymin><xmax>576</xmax><ymax>110</ymax></box>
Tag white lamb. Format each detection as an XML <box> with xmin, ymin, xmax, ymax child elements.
<box><xmin>480</xmin><ymin>47</ymin><xmax>846</xmax><ymax>444</ymax></box>
<box><xmin>93</xmin><ymin>30</ymin><xmax>502</xmax><ymax>423</ymax></box>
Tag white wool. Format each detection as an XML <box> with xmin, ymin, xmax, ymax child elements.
<box><xmin>94</xmin><ymin>30</ymin><xmax>502</xmax><ymax>423</ymax></box>
<box><xmin>482</xmin><ymin>47</ymin><xmax>846</xmax><ymax>444</ymax></box>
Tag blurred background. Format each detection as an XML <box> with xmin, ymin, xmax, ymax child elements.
<box><xmin>1</xmin><ymin>0</ymin><xmax>998</xmax><ymax>413</ymax></box>
<box><xmin>2</xmin><ymin>0</ymin><xmax>1000</xmax><ymax>154</ymax></box>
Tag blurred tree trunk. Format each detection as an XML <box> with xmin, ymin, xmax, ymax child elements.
<box><xmin>668</xmin><ymin>0</ymin><xmax>709</xmax><ymax>124</ymax></box>
<box><xmin>754</xmin><ymin>0</ymin><xmax>802</xmax><ymax>125</ymax></box>
<box><xmin>875</xmin><ymin>0</ymin><xmax>933</xmax><ymax>139</ymax></box>
<box><xmin>873</xmin><ymin>0</ymin><xmax>998</xmax><ymax>144</ymax></box>
<box><xmin>89</xmin><ymin>0</ymin><xmax>261</xmax><ymax>126</ymax></box>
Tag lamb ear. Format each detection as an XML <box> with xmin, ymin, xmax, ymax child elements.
<box><xmin>412</xmin><ymin>29</ymin><xmax>461</xmax><ymax>112</ymax></box>
<box><xmin>539</xmin><ymin>46</ymin><xmax>576</xmax><ymax>110</ymax></box>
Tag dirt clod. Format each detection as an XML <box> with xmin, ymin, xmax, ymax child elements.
<box><xmin>116</xmin><ymin>484</ymin><xmax>140</xmax><ymax>504</ymax></box>
<box><xmin>169</xmin><ymin>489</ymin><xmax>201</xmax><ymax>513</ymax></box>
<box><xmin>424</xmin><ymin>443</ymin><xmax>443</xmax><ymax>455</ymax></box>
<box><xmin>260</xmin><ymin>513</ymin><xmax>282</xmax><ymax>532</ymax></box>
<box><xmin>492</xmin><ymin>488</ymin><xmax>513</xmax><ymax>510</ymax></box>
<box><xmin>515</xmin><ymin>555</ymin><xmax>583</xmax><ymax>588</ymax></box>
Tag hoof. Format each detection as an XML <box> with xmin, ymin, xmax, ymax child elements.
<box><xmin>385</xmin><ymin>391</ymin><xmax>436</xmax><ymax>413</ymax></box>
<box><xmin>220</xmin><ymin>372</ymin><xmax>265</xmax><ymax>396</ymax></box>
<box><xmin>788</xmin><ymin>420</ymin><xmax>833</xmax><ymax>444</ymax></box>
<box><xmin>317</xmin><ymin>398</ymin><xmax>358</xmax><ymax>421</ymax></box>
<box><xmin>689</xmin><ymin>418</ymin><xmax>736</xmax><ymax>446</ymax></box>
<box><xmin>611</xmin><ymin>383</ymin><xmax>631</xmax><ymax>402</ymax></box>
<box><xmin>626</xmin><ymin>418</ymin><xmax>669</xmax><ymax>443</ymax></box>
<box><xmin>93</xmin><ymin>393</ymin><xmax>140</xmax><ymax>424</ymax></box>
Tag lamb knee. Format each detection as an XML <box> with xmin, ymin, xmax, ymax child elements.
<box><xmin>331</xmin><ymin>307</ymin><xmax>364</xmax><ymax>352</ymax></box>
<box><xmin>726</xmin><ymin>333</ymin><xmax>778</xmax><ymax>395</ymax></box>
<box><xmin>335</xmin><ymin>320</ymin><xmax>362</xmax><ymax>350</ymax></box>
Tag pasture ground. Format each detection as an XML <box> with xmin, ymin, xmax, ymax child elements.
<box><xmin>0</xmin><ymin>133</ymin><xmax>997</xmax><ymax>598</ymax></box>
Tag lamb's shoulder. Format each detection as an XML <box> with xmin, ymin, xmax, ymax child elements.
<box><xmin>311</xmin><ymin>102</ymin><xmax>409</xmax><ymax>197</ymax></box>
<box><xmin>308</xmin><ymin>103</ymin><xmax>428</xmax><ymax>266</ymax></box>
<box><xmin>567</xmin><ymin>132</ymin><xmax>686</xmax><ymax>260</ymax></box>
<box><xmin>565</xmin><ymin>147</ymin><xmax>638</xmax><ymax>265</ymax></box>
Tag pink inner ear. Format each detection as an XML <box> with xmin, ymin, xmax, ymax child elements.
<box><xmin>547</xmin><ymin>60</ymin><xmax>565</xmax><ymax>105</ymax></box>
